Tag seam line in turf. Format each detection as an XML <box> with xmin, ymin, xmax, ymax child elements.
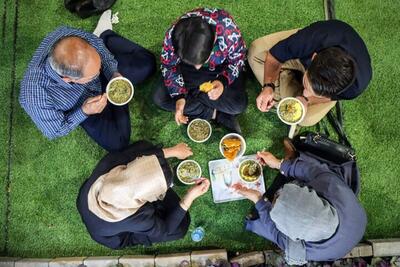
<box><xmin>1</xmin><ymin>0</ymin><xmax>7</xmax><ymax>46</ymax></box>
<box><xmin>4</xmin><ymin>0</ymin><xmax>19</xmax><ymax>255</ymax></box>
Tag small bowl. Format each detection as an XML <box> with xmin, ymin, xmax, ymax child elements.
<box><xmin>176</xmin><ymin>160</ymin><xmax>202</xmax><ymax>185</ymax></box>
<box><xmin>219</xmin><ymin>133</ymin><xmax>246</xmax><ymax>160</ymax></box>
<box><xmin>187</xmin><ymin>119</ymin><xmax>212</xmax><ymax>143</ymax></box>
<box><xmin>277</xmin><ymin>97</ymin><xmax>305</xmax><ymax>125</ymax></box>
<box><xmin>106</xmin><ymin>77</ymin><xmax>134</xmax><ymax>106</ymax></box>
<box><xmin>238</xmin><ymin>159</ymin><xmax>262</xmax><ymax>184</ymax></box>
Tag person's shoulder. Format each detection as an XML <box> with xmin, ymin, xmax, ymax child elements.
<box><xmin>20</xmin><ymin>67</ymin><xmax>51</xmax><ymax>104</ymax></box>
<box><xmin>305</xmin><ymin>20</ymin><xmax>354</xmax><ymax>31</ymax></box>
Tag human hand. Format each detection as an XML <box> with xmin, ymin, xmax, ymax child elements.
<box><xmin>82</xmin><ymin>94</ymin><xmax>107</xmax><ymax>115</ymax></box>
<box><xmin>208</xmin><ymin>80</ymin><xmax>224</xmax><ymax>100</ymax></box>
<box><xmin>256</xmin><ymin>87</ymin><xmax>275</xmax><ymax>112</ymax></box>
<box><xmin>169</xmin><ymin>143</ymin><xmax>193</xmax><ymax>159</ymax></box>
<box><xmin>175</xmin><ymin>98</ymin><xmax>188</xmax><ymax>125</ymax></box>
<box><xmin>232</xmin><ymin>183</ymin><xmax>262</xmax><ymax>204</ymax></box>
<box><xmin>256</xmin><ymin>151</ymin><xmax>282</xmax><ymax>169</ymax></box>
<box><xmin>186</xmin><ymin>178</ymin><xmax>210</xmax><ymax>201</ymax></box>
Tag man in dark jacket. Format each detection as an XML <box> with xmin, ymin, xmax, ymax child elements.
<box><xmin>235</xmin><ymin>140</ymin><xmax>367</xmax><ymax>265</ymax></box>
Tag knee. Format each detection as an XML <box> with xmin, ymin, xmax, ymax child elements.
<box><xmin>248</xmin><ymin>37</ymin><xmax>266</xmax><ymax>65</ymax></box>
<box><xmin>124</xmin><ymin>52</ymin><xmax>157</xmax><ymax>84</ymax></box>
<box><xmin>105</xmin><ymin>134</ymin><xmax>130</xmax><ymax>152</ymax></box>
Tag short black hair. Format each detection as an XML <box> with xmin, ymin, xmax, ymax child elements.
<box><xmin>172</xmin><ymin>17</ymin><xmax>215</xmax><ymax>66</ymax></box>
<box><xmin>307</xmin><ymin>47</ymin><xmax>356</xmax><ymax>98</ymax></box>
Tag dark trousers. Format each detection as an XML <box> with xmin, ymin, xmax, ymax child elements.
<box><xmin>153</xmin><ymin>63</ymin><xmax>247</xmax><ymax>120</ymax></box>
<box><xmin>81</xmin><ymin>30</ymin><xmax>156</xmax><ymax>152</ymax></box>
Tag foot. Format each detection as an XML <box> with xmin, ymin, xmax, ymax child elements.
<box><xmin>283</xmin><ymin>137</ymin><xmax>297</xmax><ymax>160</ymax></box>
<box><xmin>216</xmin><ymin>112</ymin><xmax>241</xmax><ymax>134</ymax></box>
<box><xmin>93</xmin><ymin>10</ymin><xmax>114</xmax><ymax>37</ymax></box>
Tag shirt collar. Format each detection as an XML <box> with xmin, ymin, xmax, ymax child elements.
<box><xmin>44</xmin><ymin>58</ymin><xmax>102</xmax><ymax>92</ymax></box>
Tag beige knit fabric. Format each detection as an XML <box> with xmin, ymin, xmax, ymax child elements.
<box><xmin>88</xmin><ymin>155</ymin><xmax>167</xmax><ymax>222</ymax></box>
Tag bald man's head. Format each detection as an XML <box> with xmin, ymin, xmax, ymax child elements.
<box><xmin>48</xmin><ymin>36</ymin><xmax>101</xmax><ymax>84</ymax></box>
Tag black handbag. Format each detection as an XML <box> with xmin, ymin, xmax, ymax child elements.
<box><xmin>64</xmin><ymin>0</ymin><xmax>117</xmax><ymax>19</ymax></box>
<box><xmin>293</xmin><ymin>132</ymin><xmax>356</xmax><ymax>165</ymax></box>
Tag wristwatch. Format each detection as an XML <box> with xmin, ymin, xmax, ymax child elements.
<box><xmin>262</xmin><ymin>82</ymin><xmax>275</xmax><ymax>91</ymax></box>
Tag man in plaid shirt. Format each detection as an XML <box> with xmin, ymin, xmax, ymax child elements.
<box><xmin>20</xmin><ymin>10</ymin><xmax>156</xmax><ymax>151</ymax></box>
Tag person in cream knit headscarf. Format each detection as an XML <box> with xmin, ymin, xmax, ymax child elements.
<box><xmin>77</xmin><ymin>140</ymin><xmax>210</xmax><ymax>249</ymax></box>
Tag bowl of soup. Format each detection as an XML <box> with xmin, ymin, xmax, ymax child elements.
<box><xmin>106</xmin><ymin>77</ymin><xmax>134</xmax><ymax>106</ymax></box>
<box><xmin>277</xmin><ymin>97</ymin><xmax>305</xmax><ymax>125</ymax></box>
<box><xmin>187</xmin><ymin>119</ymin><xmax>212</xmax><ymax>143</ymax></box>
<box><xmin>238</xmin><ymin>159</ymin><xmax>262</xmax><ymax>184</ymax></box>
<box><xmin>176</xmin><ymin>160</ymin><xmax>202</xmax><ymax>185</ymax></box>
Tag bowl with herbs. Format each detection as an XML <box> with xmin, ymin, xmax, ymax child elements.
<box><xmin>106</xmin><ymin>77</ymin><xmax>134</xmax><ymax>106</ymax></box>
<box><xmin>176</xmin><ymin>160</ymin><xmax>202</xmax><ymax>185</ymax></box>
<box><xmin>238</xmin><ymin>159</ymin><xmax>262</xmax><ymax>184</ymax></box>
<box><xmin>187</xmin><ymin>119</ymin><xmax>212</xmax><ymax>143</ymax></box>
<box><xmin>277</xmin><ymin>97</ymin><xmax>305</xmax><ymax>125</ymax></box>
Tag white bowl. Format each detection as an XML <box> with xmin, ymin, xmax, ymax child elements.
<box><xmin>219</xmin><ymin>133</ymin><xmax>246</xmax><ymax>160</ymax></box>
<box><xmin>276</xmin><ymin>97</ymin><xmax>306</xmax><ymax>125</ymax></box>
<box><xmin>187</xmin><ymin>119</ymin><xmax>212</xmax><ymax>143</ymax></box>
<box><xmin>237</xmin><ymin>159</ymin><xmax>262</xmax><ymax>184</ymax></box>
<box><xmin>106</xmin><ymin>77</ymin><xmax>134</xmax><ymax>106</ymax></box>
<box><xmin>176</xmin><ymin>160</ymin><xmax>202</xmax><ymax>185</ymax></box>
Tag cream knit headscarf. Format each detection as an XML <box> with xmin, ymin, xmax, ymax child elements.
<box><xmin>87</xmin><ymin>155</ymin><xmax>167</xmax><ymax>222</ymax></box>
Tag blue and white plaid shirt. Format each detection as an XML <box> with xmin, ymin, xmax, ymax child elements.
<box><xmin>19</xmin><ymin>26</ymin><xmax>118</xmax><ymax>139</ymax></box>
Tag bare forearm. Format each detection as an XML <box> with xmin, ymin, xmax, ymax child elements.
<box><xmin>179</xmin><ymin>194</ymin><xmax>194</xmax><ymax>211</ymax></box>
<box><xmin>263</xmin><ymin>52</ymin><xmax>282</xmax><ymax>84</ymax></box>
<box><xmin>162</xmin><ymin>148</ymin><xmax>174</xmax><ymax>159</ymax></box>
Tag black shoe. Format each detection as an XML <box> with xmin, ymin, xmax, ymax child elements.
<box><xmin>245</xmin><ymin>206</ymin><xmax>259</xmax><ymax>220</ymax></box>
<box><xmin>216</xmin><ymin>112</ymin><xmax>241</xmax><ymax>134</ymax></box>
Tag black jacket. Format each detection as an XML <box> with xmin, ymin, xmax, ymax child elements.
<box><xmin>76</xmin><ymin>140</ymin><xmax>190</xmax><ymax>249</ymax></box>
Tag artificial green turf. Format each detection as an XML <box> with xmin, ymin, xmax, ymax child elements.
<box><xmin>335</xmin><ymin>0</ymin><xmax>400</xmax><ymax>238</ymax></box>
<box><xmin>1</xmin><ymin>0</ymin><xmax>399</xmax><ymax>258</ymax></box>
<box><xmin>0</xmin><ymin>0</ymin><xmax>17</xmax><ymax>253</ymax></box>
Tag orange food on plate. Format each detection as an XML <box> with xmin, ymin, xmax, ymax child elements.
<box><xmin>222</xmin><ymin>138</ymin><xmax>241</xmax><ymax>161</ymax></box>
<box><xmin>199</xmin><ymin>81</ymin><xmax>214</xmax><ymax>93</ymax></box>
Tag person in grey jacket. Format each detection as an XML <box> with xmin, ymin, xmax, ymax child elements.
<box><xmin>234</xmin><ymin>139</ymin><xmax>367</xmax><ymax>265</ymax></box>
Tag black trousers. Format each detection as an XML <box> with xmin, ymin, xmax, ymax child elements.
<box><xmin>81</xmin><ymin>30</ymin><xmax>156</xmax><ymax>152</ymax></box>
<box><xmin>153</xmin><ymin>63</ymin><xmax>248</xmax><ymax>120</ymax></box>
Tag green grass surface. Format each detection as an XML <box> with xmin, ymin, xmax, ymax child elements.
<box><xmin>0</xmin><ymin>0</ymin><xmax>17</xmax><ymax>253</ymax></box>
<box><xmin>335</xmin><ymin>1</ymin><xmax>400</xmax><ymax>238</ymax></box>
<box><xmin>0</xmin><ymin>0</ymin><xmax>399</xmax><ymax>258</ymax></box>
